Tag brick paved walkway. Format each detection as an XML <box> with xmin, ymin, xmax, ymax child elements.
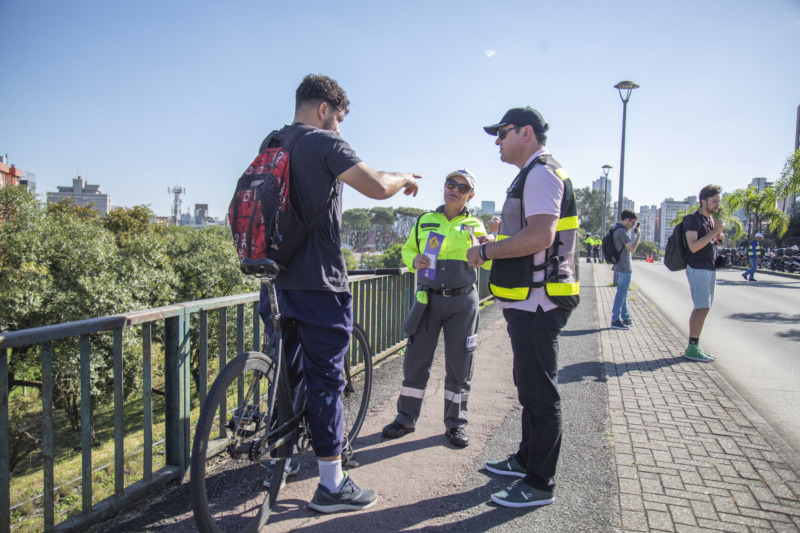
<box><xmin>594</xmin><ymin>264</ymin><xmax>800</xmax><ymax>531</ymax></box>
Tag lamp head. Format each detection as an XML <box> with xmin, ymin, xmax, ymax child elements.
<box><xmin>614</xmin><ymin>80</ymin><xmax>639</xmax><ymax>103</ymax></box>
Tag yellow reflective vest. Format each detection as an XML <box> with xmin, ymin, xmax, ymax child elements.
<box><xmin>488</xmin><ymin>153</ymin><xmax>580</xmax><ymax>309</ymax></box>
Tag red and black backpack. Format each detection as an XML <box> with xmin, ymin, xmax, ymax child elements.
<box><xmin>229</xmin><ymin>126</ymin><xmax>336</xmax><ymax>269</ymax></box>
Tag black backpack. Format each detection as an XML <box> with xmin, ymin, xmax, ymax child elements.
<box><xmin>663</xmin><ymin>215</ymin><xmax>693</xmax><ymax>272</ymax></box>
<box><xmin>228</xmin><ymin>127</ymin><xmax>335</xmax><ymax>269</ymax></box>
<box><xmin>601</xmin><ymin>226</ymin><xmax>623</xmax><ymax>264</ymax></box>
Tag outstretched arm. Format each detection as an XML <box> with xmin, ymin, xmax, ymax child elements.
<box><xmin>338</xmin><ymin>162</ymin><xmax>420</xmax><ymax>199</ymax></box>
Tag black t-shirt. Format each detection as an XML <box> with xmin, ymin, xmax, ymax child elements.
<box><xmin>259</xmin><ymin>123</ymin><xmax>361</xmax><ymax>291</ymax></box>
<box><xmin>683</xmin><ymin>211</ymin><xmax>715</xmax><ymax>271</ymax></box>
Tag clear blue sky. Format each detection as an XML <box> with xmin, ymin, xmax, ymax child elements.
<box><xmin>2</xmin><ymin>0</ymin><xmax>798</xmax><ymax>219</ymax></box>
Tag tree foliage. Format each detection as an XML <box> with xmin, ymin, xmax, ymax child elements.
<box><xmin>0</xmin><ymin>187</ymin><xmax>256</xmax><ymax>456</ymax></box>
<box><xmin>341</xmin><ymin>206</ymin><xmax>424</xmax><ymax>252</ymax></box>
<box><xmin>341</xmin><ymin>208</ymin><xmax>372</xmax><ymax>252</ymax></box>
<box><xmin>725</xmin><ymin>186</ymin><xmax>789</xmax><ymax>240</ymax></box>
<box><xmin>575</xmin><ymin>187</ymin><xmax>614</xmax><ymax>236</ymax></box>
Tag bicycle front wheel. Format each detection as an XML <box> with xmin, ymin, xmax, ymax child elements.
<box><xmin>190</xmin><ymin>351</ymin><xmax>292</xmax><ymax>533</ymax></box>
<box><xmin>342</xmin><ymin>323</ymin><xmax>373</xmax><ymax>444</ymax></box>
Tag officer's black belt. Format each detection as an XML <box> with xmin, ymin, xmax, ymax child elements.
<box><xmin>426</xmin><ymin>285</ymin><xmax>474</xmax><ymax>297</ymax></box>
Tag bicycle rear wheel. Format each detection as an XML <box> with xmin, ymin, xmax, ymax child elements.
<box><xmin>342</xmin><ymin>323</ymin><xmax>373</xmax><ymax>445</ymax></box>
<box><xmin>190</xmin><ymin>350</ymin><xmax>292</xmax><ymax>533</ymax></box>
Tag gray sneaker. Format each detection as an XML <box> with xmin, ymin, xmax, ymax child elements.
<box><xmin>491</xmin><ymin>479</ymin><xmax>554</xmax><ymax>508</ymax></box>
<box><xmin>484</xmin><ymin>454</ymin><xmax>526</xmax><ymax>478</ymax></box>
<box><xmin>262</xmin><ymin>456</ymin><xmax>300</xmax><ymax>488</ymax></box>
<box><xmin>308</xmin><ymin>472</ymin><xmax>378</xmax><ymax>513</ymax></box>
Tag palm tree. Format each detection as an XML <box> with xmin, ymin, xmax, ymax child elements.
<box><xmin>726</xmin><ymin>186</ymin><xmax>789</xmax><ymax>240</ymax></box>
<box><xmin>775</xmin><ymin>148</ymin><xmax>800</xmax><ymax>215</ymax></box>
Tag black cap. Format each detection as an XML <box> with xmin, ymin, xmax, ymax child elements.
<box><xmin>484</xmin><ymin>107</ymin><xmax>548</xmax><ymax>135</ymax></box>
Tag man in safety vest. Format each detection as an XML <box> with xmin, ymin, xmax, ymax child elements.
<box><xmin>742</xmin><ymin>232</ymin><xmax>763</xmax><ymax>282</ymax></box>
<box><xmin>585</xmin><ymin>233</ymin><xmax>594</xmax><ymax>263</ymax></box>
<box><xmin>592</xmin><ymin>234</ymin><xmax>602</xmax><ymax>263</ymax></box>
<box><xmin>467</xmin><ymin>107</ymin><xmax>578</xmax><ymax>509</ymax></box>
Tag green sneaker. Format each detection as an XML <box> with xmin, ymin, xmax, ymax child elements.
<box><xmin>698</xmin><ymin>347</ymin><xmax>716</xmax><ymax>360</ymax></box>
<box><xmin>491</xmin><ymin>479</ymin><xmax>554</xmax><ymax>508</ymax></box>
<box><xmin>684</xmin><ymin>344</ymin><xmax>713</xmax><ymax>363</ymax></box>
<box><xmin>484</xmin><ymin>454</ymin><xmax>526</xmax><ymax>478</ymax></box>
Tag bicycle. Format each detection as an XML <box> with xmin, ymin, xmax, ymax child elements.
<box><xmin>190</xmin><ymin>258</ymin><xmax>377</xmax><ymax>533</ymax></box>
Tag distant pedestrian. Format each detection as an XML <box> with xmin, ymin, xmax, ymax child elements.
<box><xmin>592</xmin><ymin>234</ymin><xmax>601</xmax><ymax>263</ymax></box>
<box><xmin>683</xmin><ymin>184</ymin><xmax>725</xmax><ymax>362</ymax></box>
<box><xmin>467</xmin><ymin>107</ymin><xmax>579</xmax><ymax>509</ymax></box>
<box><xmin>610</xmin><ymin>210</ymin><xmax>641</xmax><ymax>330</ymax></box>
<box><xmin>594</xmin><ymin>234</ymin><xmax>604</xmax><ymax>263</ymax></box>
<box><xmin>585</xmin><ymin>233</ymin><xmax>593</xmax><ymax>263</ymax></box>
<box><xmin>742</xmin><ymin>232</ymin><xmax>763</xmax><ymax>282</ymax></box>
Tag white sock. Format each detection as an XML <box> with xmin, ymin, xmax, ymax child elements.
<box><xmin>318</xmin><ymin>459</ymin><xmax>344</xmax><ymax>492</ymax></box>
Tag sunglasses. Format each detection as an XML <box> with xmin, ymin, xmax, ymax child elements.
<box><xmin>497</xmin><ymin>125</ymin><xmax>522</xmax><ymax>141</ymax></box>
<box><xmin>445</xmin><ymin>180</ymin><xmax>472</xmax><ymax>194</ymax></box>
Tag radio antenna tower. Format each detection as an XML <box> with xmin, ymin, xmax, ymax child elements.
<box><xmin>167</xmin><ymin>185</ymin><xmax>186</xmax><ymax>225</ymax></box>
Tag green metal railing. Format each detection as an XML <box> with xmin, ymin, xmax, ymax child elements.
<box><xmin>0</xmin><ymin>268</ymin><xmax>491</xmax><ymax>532</ymax></box>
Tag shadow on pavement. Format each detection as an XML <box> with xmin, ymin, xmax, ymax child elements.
<box><xmin>347</xmin><ymin>434</ymin><xmax>448</xmax><ymax>467</ymax></box>
<box><xmin>726</xmin><ymin>311</ymin><xmax>800</xmax><ymax>324</ymax></box>
<box><xmin>717</xmin><ymin>278</ymin><xmax>800</xmax><ymax>289</ymax></box>
<box><xmin>561</xmin><ymin>328</ymin><xmax>600</xmax><ymax>337</ymax></box>
<box><xmin>777</xmin><ymin>329</ymin><xmax>800</xmax><ymax>341</ymax></box>
<box><xmin>559</xmin><ymin>361</ymin><xmax>607</xmax><ymax>384</ymax></box>
<box><xmin>602</xmin><ymin>357</ymin><xmax>685</xmax><ymax>378</ymax></box>
<box><xmin>269</xmin><ymin>484</ymin><xmax>540</xmax><ymax>532</ymax></box>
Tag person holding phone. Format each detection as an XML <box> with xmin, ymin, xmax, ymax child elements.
<box><xmin>609</xmin><ymin>210</ymin><xmax>641</xmax><ymax>330</ymax></box>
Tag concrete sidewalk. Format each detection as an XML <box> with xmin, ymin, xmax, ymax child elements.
<box><xmin>595</xmin><ymin>264</ymin><xmax>800</xmax><ymax>531</ymax></box>
<box><xmin>98</xmin><ymin>263</ymin><xmax>800</xmax><ymax>531</ymax></box>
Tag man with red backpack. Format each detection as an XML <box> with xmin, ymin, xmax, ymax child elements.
<box><xmin>257</xmin><ymin>74</ymin><xmax>420</xmax><ymax>512</ymax></box>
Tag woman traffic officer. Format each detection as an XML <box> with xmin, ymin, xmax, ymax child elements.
<box><xmin>382</xmin><ymin>169</ymin><xmax>492</xmax><ymax>447</ymax></box>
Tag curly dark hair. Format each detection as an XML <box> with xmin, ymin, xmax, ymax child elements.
<box><xmin>295</xmin><ymin>74</ymin><xmax>350</xmax><ymax>115</ymax></box>
<box><xmin>698</xmin><ymin>184</ymin><xmax>722</xmax><ymax>204</ymax></box>
<box><xmin>620</xmin><ymin>209</ymin><xmax>637</xmax><ymax>221</ymax></box>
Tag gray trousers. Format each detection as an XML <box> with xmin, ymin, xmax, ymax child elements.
<box><xmin>395</xmin><ymin>289</ymin><xmax>479</xmax><ymax>429</ymax></box>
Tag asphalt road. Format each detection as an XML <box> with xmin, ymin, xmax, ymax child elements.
<box><xmin>628</xmin><ymin>261</ymin><xmax>800</xmax><ymax>456</ymax></box>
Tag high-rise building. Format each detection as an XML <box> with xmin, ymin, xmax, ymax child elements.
<box><xmin>47</xmin><ymin>177</ymin><xmax>112</xmax><ymax>214</ymax></box>
<box><xmin>591</xmin><ymin>176</ymin><xmax>612</xmax><ymax>199</ymax></box>
<box><xmin>194</xmin><ymin>203</ymin><xmax>209</xmax><ymax>224</ymax></box>
<box><xmin>658</xmin><ymin>196</ymin><xmax>695</xmax><ymax>248</ymax></box>
<box><xmin>480</xmin><ymin>201</ymin><xmax>496</xmax><ymax>215</ymax></box>
<box><xmin>749</xmin><ymin>177</ymin><xmax>773</xmax><ymax>190</ymax></box>
<box><xmin>612</xmin><ymin>197</ymin><xmax>635</xmax><ymax>218</ymax></box>
<box><xmin>638</xmin><ymin>205</ymin><xmax>657</xmax><ymax>243</ymax></box>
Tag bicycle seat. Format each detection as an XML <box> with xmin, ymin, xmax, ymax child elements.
<box><xmin>240</xmin><ymin>258</ymin><xmax>282</xmax><ymax>277</ymax></box>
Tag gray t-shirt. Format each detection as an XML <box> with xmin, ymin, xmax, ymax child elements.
<box><xmin>611</xmin><ymin>224</ymin><xmax>633</xmax><ymax>274</ymax></box>
<box><xmin>258</xmin><ymin>123</ymin><xmax>362</xmax><ymax>291</ymax></box>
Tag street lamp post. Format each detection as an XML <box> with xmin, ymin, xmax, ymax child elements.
<box><xmin>601</xmin><ymin>164</ymin><xmax>612</xmax><ymax>235</ymax></box>
<box><xmin>614</xmin><ymin>80</ymin><xmax>639</xmax><ymax>221</ymax></box>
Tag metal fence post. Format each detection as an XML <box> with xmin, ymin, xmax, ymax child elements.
<box><xmin>164</xmin><ymin>312</ymin><xmax>190</xmax><ymax>475</ymax></box>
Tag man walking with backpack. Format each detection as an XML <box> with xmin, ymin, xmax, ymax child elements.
<box><xmin>257</xmin><ymin>74</ymin><xmax>421</xmax><ymax>512</ymax></box>
<box><xmin>610</xmin><ymin>210</ymin><xmax>641</xmax><ymax>330</ymax></box>
<box><xmin>683</xmin><ymin>185</ymin><xmax>725</xmax><ymax>362</ymax></box>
